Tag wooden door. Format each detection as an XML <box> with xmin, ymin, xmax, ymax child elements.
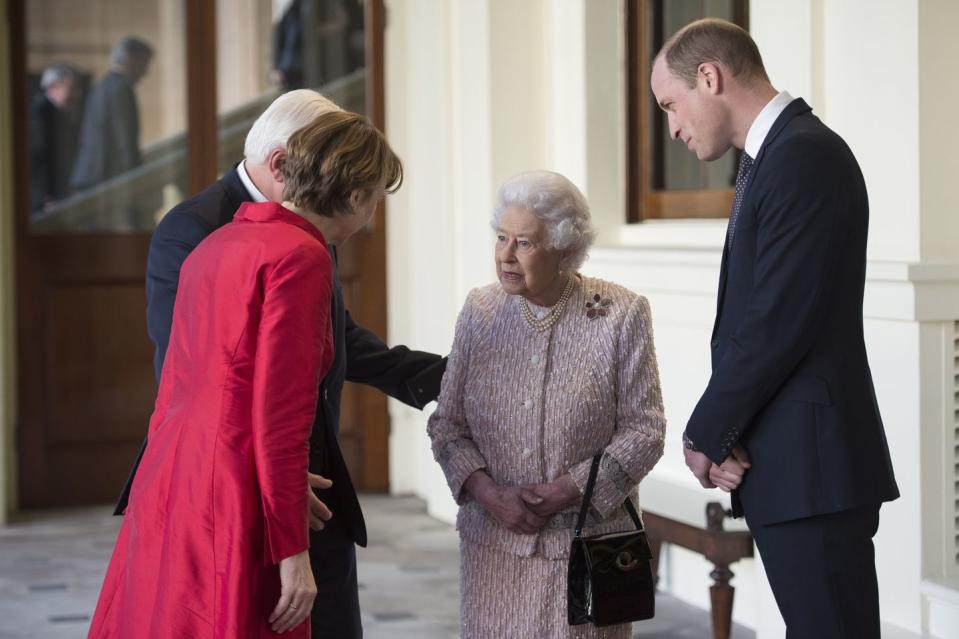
<box><xmin>15</xmin><ymin>238</ymin><xmax>155</xmax><ymax>508</ymax></box>
<box><xmin>325</xmin><ymin>0</ymin><xmax>390</xmax><ymax>492</ymax></box>
<box><xmin>338</xmin><ymin>224</ymin><xmax>390</xmax><ymax>492</ymax></box>
<box><xmin>10</xmin><ymin>0</ymin><xmax>210</xmax><ymax>508</ymax></box>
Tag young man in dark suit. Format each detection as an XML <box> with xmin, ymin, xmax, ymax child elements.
<box><xmin>116</xmin><ymin>89</ymin><xmax>446</xmax><ymax>639</ymax></box>
<box><xmin>651</xmin><ymin>18</ymin><xmax>898</xmax><ymax>638</ymax></box>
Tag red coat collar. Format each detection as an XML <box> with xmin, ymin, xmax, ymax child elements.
<box><xmin>233</xmin><ymin>202</ymin><xmax>328</xmax><ymax>245</ymax></box>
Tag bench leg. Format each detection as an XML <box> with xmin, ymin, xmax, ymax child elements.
<box><xmin>709</xmin><ymin>564</ymin><xmax>734</xmax><ymax>639</ymax></box>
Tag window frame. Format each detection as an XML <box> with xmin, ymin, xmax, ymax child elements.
<box><xmin>626</xmin><ymin>0</ymin><xmax>748</xmax><ymax>223</ymax></box>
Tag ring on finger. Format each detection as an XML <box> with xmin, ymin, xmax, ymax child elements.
<box><xmin>288</xmin><ymin>603</ymin><xmax>298</xmax><ymax>610</ymax></box>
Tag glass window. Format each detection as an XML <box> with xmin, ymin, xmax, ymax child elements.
<box><xmin>25</xmin><ymin>0</ymin><xmax>188</xmax><ymax>233</ymax></box>
<box><xmin>627</xmin><ymin>0</ymin><xmax>749</xmax><ymax>221</ymax></box>
<box><xmin>215</xmin><ymin>0</ymin><xmax>368</xmax><ymax>180</ymax></box>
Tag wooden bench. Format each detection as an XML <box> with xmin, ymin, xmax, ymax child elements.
<box><xmin>640</xmin><ymin>476</ymin><xmax>754</xmax><ymax>639</ymax></box>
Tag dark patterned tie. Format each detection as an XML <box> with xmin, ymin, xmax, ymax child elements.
<box><xmin>727</xmin><ymin>152</ymin><xmax>754</xmax><ymax>249</ymax></box>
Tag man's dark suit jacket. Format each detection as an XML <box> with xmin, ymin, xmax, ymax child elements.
<box><xmin>685</xmin><ymin>99</ymin><xmax>899</xmax><ymax>527</ymax></box>
<box><xmin>116</xmin><ymin>166</ymin><xmax>447</xmax><ymax>548</ymax></box>
<box><xmin>28</xmin><ymin>93</ymin><xmax>78</xmax><ymax>212</ymax></box>
<box><xmin>70</xmin><ymin>71</ymin><xmax>141</xmax><ymax>190</ymax></box>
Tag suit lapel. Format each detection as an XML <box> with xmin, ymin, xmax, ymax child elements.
<box><xmin>711</xmin><ymin>98</ymin><xmax>813</xmax><ymax>338</ymax></box>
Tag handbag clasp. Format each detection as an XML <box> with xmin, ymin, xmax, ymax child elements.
<box><xmin>615</xmin><ymin>551</ymin><xmax>639</xmax><ymax>571</ymax></box>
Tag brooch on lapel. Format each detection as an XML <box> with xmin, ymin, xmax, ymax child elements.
<box><xmin>585</xmin><ymin>294</ymin><xmax>612</xmax><ymax>319</ymax></box>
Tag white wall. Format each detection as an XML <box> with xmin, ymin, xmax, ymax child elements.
<box><xmin>385</xmin><ymin>1</ymin><xmax>959</xmax><ymax>636</ymax></box>
<box><xmin>918</xmin><ymin>0</ymin><xmax>959</xmax><ymax>262</ymax></box>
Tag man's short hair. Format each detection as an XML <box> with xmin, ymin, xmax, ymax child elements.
<box><xmin>40</xmin><ymin>64</ymin><xmax>78</xmax><ymax>90</ymax></box>
<box><xmin>282</xmin><ymin>110</ymin><xmax>403</xmax><ymax>217</ymax></box>
<box><xmin>659</xmin><ymin>18</ymin><xmax>769</xmax><ymax>88</ymax></box>
<box><xmin>243</xmin><ymin>90</ymin><xmax>342</xmax><ymax>165</ymax></box>
<box><xmin>110</xmin><ymin>36</ymin><xmax>154</xmax><ymax>68</ymax></box>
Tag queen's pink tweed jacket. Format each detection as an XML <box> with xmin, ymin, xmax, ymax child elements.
<box><xmin>428</xmin><ymin>276</ymin><xmax>666</xmax><ymax>559</ymax></box>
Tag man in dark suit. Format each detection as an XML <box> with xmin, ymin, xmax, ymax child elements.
<box><xmin>71</xmin><ymin>36</ymin><xmax>153</xmax><ymax>191</ymax></box>
<box><xmin>29</xmin><ymin>64</ymin><xmax>81</xmax><ymax>213</ymax></box>
<box><xmin>116</xmin><ymin>90</ymin><xmax>446</xmax><ymax>639</ymax></box>
<box><xmin>651</xmin><ymin>19</ymin><xmax>898</xmax><ymax>638</ymax></box>
<box><xmin>272</xmin><ymin>0</ymin><xmax>305</xmax><ymax>90</ymax></box>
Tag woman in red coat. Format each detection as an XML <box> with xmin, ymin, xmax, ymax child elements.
<box><xmin>88</xmin><ymin>110</ymin><xmax>402</xmax><ymax>638</ymax></box>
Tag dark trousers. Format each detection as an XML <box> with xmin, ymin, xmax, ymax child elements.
<box><xmin>309</xmin><ymin>513</ymin><xmax>362</xmax><ymax>639</ymax></box>
<box><xmin>749</xmin><ymin>504</ymin><xmax>881</xmax><ymax>639</ymax></box>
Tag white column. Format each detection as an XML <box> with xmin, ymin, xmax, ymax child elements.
<box><xmin>385</xmin><ymin>0</ymin><xmax>460</xmax><ymax>522</ymax></box>
<box><xmin>582</xmin><ymin>0</ymin><xmax>626</xmax><ymax>241</ymax></box>
<box><xmin>821</xmin><ymin>0</ymin><xmax>920</xmax><ymax>262</ymax></box>
<box><xmin>488</xmin><ymin>0</ymin><xmax>548</xmax><ymax>186</ymax></box>
<box><xmin>544</xmin><ymin>0</ymin><xmax>587</xmax><ymax>188</ymax></box>
<box><xmin>450</xmin><ymin>0</ymin><xmax>496</xmax><ymax>295</ymax></box>
<box><xmin>918</xmin><ymin>0</ymin><xmax>959</xmax><ymax>262</ymax></box>
<box><xmin>750</xmin><ymin>0</ymin><xmax>815</xmax><ymax>105</ymax></box>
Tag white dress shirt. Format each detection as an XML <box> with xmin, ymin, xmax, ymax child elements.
<box><xmin>744</xmin><ymin>91</ymin><xmax>794</xmax><ymax>158</ymax></box>
<box><xmin>236</xmin><ymin>160</ymin><xmax>269</xmax><ymax>203</ymax></box>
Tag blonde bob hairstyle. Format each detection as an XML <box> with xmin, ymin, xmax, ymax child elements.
<box><xmin>281</xmin><ymin>110</ymin><xmax>403</xmax><ymax>217</ymax></box>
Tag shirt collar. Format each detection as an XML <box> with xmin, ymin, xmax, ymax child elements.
<box><xmin>236</xmin><ymin>160</ymin><xmax>270</xmax><ymax>203</ymax></box>
<box><xmin>744</xmin><ymin>91</ymin><xmax>794</xmax><ymax>158</ymax></box>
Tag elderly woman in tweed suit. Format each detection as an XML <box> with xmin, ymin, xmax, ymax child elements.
<box><xmin>428</xmin><ymin>171</ymin><xmax>666</xmax><ymax>638</ymax></box>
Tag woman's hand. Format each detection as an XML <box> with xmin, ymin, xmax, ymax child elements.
<box><xmin>464</xmin><ymin>470</ymin><xmax>546</xmax><ymax>535</ymax></box>
<box><xmin>269</xmin><ymin>550</ymin><xmax>316</xmax><ymax>634</ymax></box>
<box><xmin>521</xmin><ymin>474</ymin><xmax>581</xmax><ymax>518</ymax></box>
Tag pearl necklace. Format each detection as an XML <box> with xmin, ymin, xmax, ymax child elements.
<box><xmin>520</xmin><ymin>275</ymin><xmax>575</xmax><ymax>332</ymax></box>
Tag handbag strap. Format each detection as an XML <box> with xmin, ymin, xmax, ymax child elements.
<box><xmin>574</xmin><ymin>454</ymin><xmax>602</xmax><ymax>537</ymax></box>
<box><xmin>573</xmin><ymin>453</ymin><xmax>645</xmax><ymax>538</ymax></box>
<box><xmin>623</xmin><ymin>495</ymin><xmax>644</xmax><ymax>531</ymax></box>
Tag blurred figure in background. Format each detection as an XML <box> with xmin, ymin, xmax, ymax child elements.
<box><xmin>71</xmin><ymin>36</ymin><xmax>153</xmax><ymax>191</ymax></box>
<box><xmin>29</xmin><ymin>63</ymin><xmax>81</xmax><ymax>214</ymax></box>
<box><xmin>272</xmin><ymin>0</ymin><xmax>305</xmax><ymax>90</ymax></box>
<box><xmin>272</xmin><ymin>0</ymin><xmax>365</xmax><ymax>91</ymax></box>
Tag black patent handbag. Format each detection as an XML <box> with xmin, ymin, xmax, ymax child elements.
<box><xmin>567</xmin><ymin>454</ymin><xmax>656</xmax><ymax>627</ymax></box>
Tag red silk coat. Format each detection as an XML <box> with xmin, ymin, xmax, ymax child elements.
<box><xmin>89</xmin><ymin>203</ymin><xmax>334</xmax><ymax>638</ymax></box>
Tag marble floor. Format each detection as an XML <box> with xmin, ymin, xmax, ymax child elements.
<box><xmin>0</xmin><ymin>495</ymin><xmax>753</xmax><ymax>638</ymax></box>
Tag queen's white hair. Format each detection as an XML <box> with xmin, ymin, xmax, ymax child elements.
<box><xmin>491</xmin><ymin>171</ymin><xmax>596</xmax><ymax>272</ymax></box>
<box><xmin>243</xmin><ymin>89</ymin><xmax>342</xmax><ymax>165</ymax></box>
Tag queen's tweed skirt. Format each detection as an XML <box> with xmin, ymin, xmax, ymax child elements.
<box><xmin>459</xmin><ymin>539</ymin><xmax>632</xmax><ymax>639</ymax></box>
